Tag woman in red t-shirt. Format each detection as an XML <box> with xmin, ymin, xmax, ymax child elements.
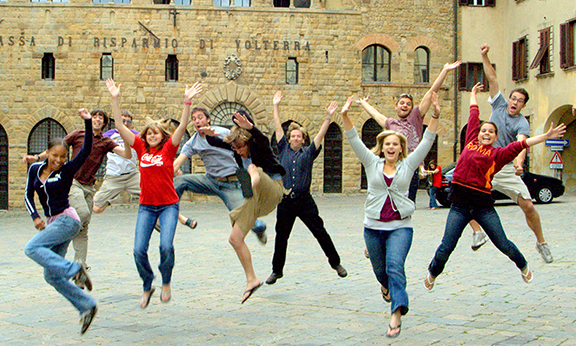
<box><xmin>425</xmin><ymin>160</ymin><xmax>442</xmax><ymax>210</ymax></box>
<box><xmin>106</xmin><ymin>78</ymin><xmax>202</xmax><ymax>308</ymax></box>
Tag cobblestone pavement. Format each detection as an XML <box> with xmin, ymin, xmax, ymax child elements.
<box><xmin>1</xmin><ymin>191</ymin><xmax>575</xmax><ymax>345</ymax></box>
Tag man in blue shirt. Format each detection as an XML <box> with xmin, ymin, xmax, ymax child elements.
<box><xmin>173</xmin><ymin>107</ymin><xmax>266</xmax><ymax>242</ymax></box>
<box><xmin>266</xmin><ymin>91</ymin><xmax>347</xmax><ymax>285</ymax></box>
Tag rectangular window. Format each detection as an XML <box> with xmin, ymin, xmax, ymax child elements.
<box><xmin>512</xmin><ymin>37</ymin><xmax>528</xmax><ymax>81</ymax></box>
<box><xmin>273</xmin><ymin>0</ymin><xmax>290</xmax><ymax>6</ymax></box>
<box><xmin>458</xmin><ymin>62</ymin><xmax>494</xmax><ymax>91</ymax></box>
<box><xmin>31</xmin><ymin>0</ymin><xmax>49</xmax><ymax>2</ymax></box>
<box><xmin>458</xmin><ymin>0</ymin><xmax>494</xmax><ymax>6</ymax></box>
<box><xmin>236</xmin><ymin>0</ymin><xmax>250</xmax><ymax>6</ymax></box>
<box><xmin>529</xmin><ymin>27</ymin><xmax>552</xmax><ymax>74</ymax></box>
<box><xmin>214</xmin><ymin>0</ymin><xmax>230</xmax><ymax>6</ymax></box>
<box><xmin>100</xmin><ymin>53</ymin><xmax>113</xmax><ymax>81</ymax></box>
<box><xmin>113</xmin><ymin>0</ymin><xmax>131</xmax><ymax>3</ymax></box>
<box><xmin>560</xmin><ymin>19</ymin><xmax>576</xmax><ymax>69</ymax></box>
<box><xmin>286</xmin><ymin>58</ymin><xmax>298</xmax><ymax>85</ymax></box>
<box><xmin>93</xmin><ymin>0</ymin><xmax>110</xmax><ymax>3</ymax></box>
<box><xmin>166</xmin><ymin>55</ymin><xmax>179</xmax><ymax>82</ymax></box>
<box><xmin>174</xmin><ymin>0</ymin><xmax>191</xmax><ymax>4</ymax></box>
<box><xmin>42</xmin><ymin>53</ymin><xmax>55</xmax><ymax>80</ymax></box>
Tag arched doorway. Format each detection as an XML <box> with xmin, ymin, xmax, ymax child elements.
<box><xmin>28</xmin><ymin>118</ymin><xmax>68</xmax><ymax>156</ymax></box>
<box><xmin>361</xmin><ymin>118</ymin><xmax>382</xmax><ymax>189</ymax></box>
<box><xmin>0</xmin><ymin>123</ymin><xmax>8</xmax><ymax>209</ymax></box>
<box><xmin>323</xmin><ymin>122</ymin><xmax>342</xmax><ymax>193</ymax></box>
<box><xmin>545</xmin><ymin>104</ymin><xmax>576</xmax><ymax>190</ymax></box>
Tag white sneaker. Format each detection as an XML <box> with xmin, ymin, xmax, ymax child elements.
<box><xmin>471</xmin><ymin>231</ymin><xmax>488</xmax><ymax>251</ymax></box>
<box><xmin>536</xmin><ymin>242</ymin><xmax>553</xmax><ymax>263</ymax></box>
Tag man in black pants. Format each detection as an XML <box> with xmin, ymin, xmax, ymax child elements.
<box><xmin>266</xmin><ymin>91</ymin><xmax>347</xmax><ymax>285</ymax></box>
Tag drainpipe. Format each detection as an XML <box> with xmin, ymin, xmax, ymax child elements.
<box><xmin>453</xmin><ymin>0</ymin><xmax>459</xmax><ymax>162</ymax></box>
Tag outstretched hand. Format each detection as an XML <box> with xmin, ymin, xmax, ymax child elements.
<box><xmin>273</xmin><ymin>91</ymin><xmax>283</xmax><ymax>105</ymax></box>
<box><xmin>326</xmin><ymin>101</ymin><xmax>338</xmax><ymax>117</ymax></box>
<box><xmin>471</xmin><ymin>83</ymin><xmax>484</xmax><ymax>95</ymax></box>
<box><xmin>233</xmin><ymin>112</ymin><xmax>253</xmax><ymax>130</ymax></box>
<box><xmin>546</xmin><ymin>122</ymin><xmax>566</xmax><ymax>139</ymax></box>
<box><xmin>106</xmin><ymin>78</ymin><xmax>121</xmax><ymax>98</ymax></box>
<box><xmin>198</xmin><ymin>126</ymin><xmax>220</xmax><ymax>137</ymax></box>
<box><xmin>355</xmin><ymin>95</ymin><xmax>369</xmax><ymax>104</ymax></box>
<box><xmin>342</xmin><ymin>96</ymin><xmax>354</xmax><ymax>114</ymax></box>
<box><xmin>78</xmin><ymin>108</ymin><xmax>91</xmax><ymax>120</ymax></box>
<box><xmin>185</xmin><ymin>82</ymin><xmax>203</xmax><ymax>102</ymax></box>
<box><xmin>443</xmin><ymin>61</ymin><xmax>462</xmax><ymax>71</ymax></box>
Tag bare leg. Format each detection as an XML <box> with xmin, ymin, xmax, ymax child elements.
<box><xmin>387</xmin><ymin>308</ymin><xmax>402</xmax><ymax>337</ymax></box>
<box><xmin>229</xmin><ymin>222</ymin><xmax>261</xmax><ymax>300</ymax></box>
<box><xmin>470</xmin><ymin>220</ymin><xmax>481</xmax><ymax>234</ymax></box>
<box><xmin>517</xmin><ymin>196</ymin><xmax>545</xmax><ymax>243</ymax></box>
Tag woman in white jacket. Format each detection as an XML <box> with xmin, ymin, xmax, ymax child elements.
<box><xmin>341</xmin><ymin>93</ymin><xmax>439</xmax><ymax>338</ymax></box>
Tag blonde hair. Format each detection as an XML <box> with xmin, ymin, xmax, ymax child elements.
<box><xmin>224</xmin><ymin>125</ymin><xmax>252</xmax><ymax>147</ymax></box>
<box><xmin>287</xmin><ymin>122</ymin><xmax>308</xmax><ymax>139</ymax></box>
<box><xmin>140</xmin><ymin>122</ymin><xmax>171</xmax><ymax>152</ymax></box>
<box><xmin>371</xmin><ymin>130</ymin><xmax>408</xmax><ymax>160</ymax></box>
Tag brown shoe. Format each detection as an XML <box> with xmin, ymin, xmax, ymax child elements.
<box><xmin>74</xmin><ymin>262</ymin><xmax>93</xmax><ymax>291</ymax></box>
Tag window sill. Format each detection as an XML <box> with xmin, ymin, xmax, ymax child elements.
<box><xmin>513</xmin><ymin>77</ymin><xmax>528</xmax><ymax>83</ymax></box>
<box><xmin>535</xmin><ymin>71</ymin><xmax>555</xmax><ymax>79</ymax></box>
<box><xmin>561</xmin><ymin>65</ymin><xmax>576</xmax><ymax>72</ymax></box>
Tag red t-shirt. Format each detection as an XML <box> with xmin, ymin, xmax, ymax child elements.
<box><xmin>432</xmin><ymin>165</ymin><xmax>442</xmax><ymax>188</ymax></box>
<box><xmin>132</xmin><ymin>136</ymin><xmax>179</xmax><ymax>206</ymax></box>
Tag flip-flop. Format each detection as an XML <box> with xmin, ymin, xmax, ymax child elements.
<box><xmin>240</xmin><ymin>282</ymin><xmax>263</xmax><ymax>304</ymax></box>
<box><xmin>381</xmin><ymin>286</ymin><xmax>391</xmax><ymax>303</ymax></box>
<box><xmin>386</xmin><ymin>323</ymin><xmax>401</xmax><ymax>338</ymax></box>
<box><xmin>522</xmin><ymin>266</ymin><xmax>533</xmax><ymax>283</ymax></box>
<box><xmin>160</xmin><ymin>289</ymin><xmax>171</xmax><ymax>303</ymax></box>
<box><xmin>140</xmin><ymin>288</ymin><xmax>155</xmax><ymax>309</ymax></box>
<box><xmin>424</xmin><ymin>272</ymin><xmax>435</xmax><ymax>291</ymax></box>
<box><xmin>184</xmin><ymin>218</ymin><xmax>197</xmax><ymax>230</ymax></box>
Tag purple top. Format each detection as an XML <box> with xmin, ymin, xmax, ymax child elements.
<box><xmin>385</xmin><ymin>106</ymin><xmax>424</xmax><ymax>153</ymax></box>
<box><xmin>379</xmin><ymin>175</ymin><xmax>403</xmax><ymax>222</ymax></box>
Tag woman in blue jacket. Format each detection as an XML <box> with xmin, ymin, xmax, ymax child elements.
<box><xmin>342</xmin><ymin>93</ymin><xmax>439</xmax><ymax>338</ymax></box>
<box><xmin>23</xmin><ymin>109</ymin><xmax>97</xmax><ymax>334</ymax></box>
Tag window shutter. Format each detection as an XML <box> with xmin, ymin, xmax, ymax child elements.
<box><xmin>458</xmin><ymin>63</ymin><xmax>468</xmax><ymax>91</ymax></box>
<box><xmin>485</xmin><ymin>0</ymin><xmax>495</xmax><ymax>7</ymax></box>
<box><xmin>482</xmin><ymin>64</ymin><xmax>495</xmax><ymax>91</ymax></box>
<box><xmin>529</xmin><ymin>30</ymin><xmax>549</xmax><ymax>70</ymax></box>
<box><xmin>512</xmin><ymin>40</ymin><xmax>520</xmax><ymax>80</ymax></box>
<box><xmin>569</xmin><ymin>22</ymin><xmax>576</xmax><ymax>67</ymax></box>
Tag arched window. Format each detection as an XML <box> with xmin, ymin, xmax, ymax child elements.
<box><xmin>323</xmin><ymin>122</ymin><xmax>342</xmax><ymax>193</ymax></box>
<box><xmin>414</xmin><ymin>46</ymin><xmax>430</xmax><ymax>84</ymax></box>
<box><xmin>362</xmin><ymin>45</ymin><xmax>391</xmax><ymax>83</ymax></box>
<box><xmin>0</xmin><ymin>123</ymin><xmax>8</xmax><ymax>209</ymax></box>
<box><xmin>27</xmin><ymin>118</ymin><xmax>67</xmax><ymax>156</ymax></box>
<box><xmin>211</xmin><ymin>102</ymin><xmax>252</xmax><ymax>128</ymax></box>
<box><xmin>360</xmin><ymin>118</ymin><xmax>382</xmax><ymax>189</ymax></box>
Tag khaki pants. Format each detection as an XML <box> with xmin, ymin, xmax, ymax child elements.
<box><xmin>68</xmin><ymin>180</ymin><xmax>96</xmax><ymax>264</ymax></box>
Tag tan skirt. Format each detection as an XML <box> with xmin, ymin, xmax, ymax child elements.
<box><xmin>229</xmin><ymin>167</ymin><xmax>286</xmax><ymax>234</ymax></box>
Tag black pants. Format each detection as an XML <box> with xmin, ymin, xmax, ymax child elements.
<box><xmin>272</xmin><ymin>193</ymin><xmax>341</xmax><ymax>275</ymax></box>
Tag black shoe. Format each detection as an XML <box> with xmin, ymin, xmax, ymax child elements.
<box><xmin>74</xmin><ymin>262</ymin><xmax>93</xmax><ymax>291</ymax></box>
<box><xmin>334</xmin><ymin>265</ymin><xmax>348</xmax><ymax>278</ymax></box>
<box><xmin>265</xmin><ymin>272</ymin><xmax>283</xmax><ymax>285</ymax></box>
<box><xmin>80</xmin><ymin>305</ymin><xmax>97</xmax><ymax>334</ymax></box>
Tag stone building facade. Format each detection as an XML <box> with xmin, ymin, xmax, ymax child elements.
<box><xmin>0</xmin><ymin>0</ymin><xmax>456</xmax><ymax>209</ymax></box>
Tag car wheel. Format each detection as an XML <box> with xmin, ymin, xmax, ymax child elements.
<box><xmin>535</xmin><ymin>186</ymin><xmax>553</xmax><ymax>204</ymax></box>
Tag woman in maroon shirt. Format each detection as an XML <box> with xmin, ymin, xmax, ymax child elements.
<box><xmin>425</xmin><ymin>83</ymin><xmax>565</xmax><ymax>290</ymax></box>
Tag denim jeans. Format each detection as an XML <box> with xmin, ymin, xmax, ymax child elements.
<box><xmin>134</xmin><ymin>203</ymin><xmax>179</xmax><ymax>292</ymax></box>
<box><xmin>364</xmin><ymin>227</ymin><xmax>413</xmax><ymax>316</ymax></box>
<box><xmin>408</xmin><ymin>169</ymin><xmax>419</xmax><ymax>203</ymax></box>
<box><xmin>24</xmin><ymin>215</ymin><xmax>96</xmax><ymax>314</ymax></box>
<box><xmin>174</xmin><ymin>173</ymin><xmax>266</xmax><ymax>232</ymax></box>
<box><xmin>428</xmin><ymin>186</ymin><xmax>439</xmax><ymax>208</ymax></box>
<box><xmin>272</xmin><ymin>194</ymin><xmax>341</xmax><ymax>275</ymax></box>
<box><xmin>428</xmin><ymin>205</ymin><xmax>528</xmax><ymax>278</ymax></box>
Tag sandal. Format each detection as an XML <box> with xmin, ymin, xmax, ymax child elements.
<box><xmin>381</xmin><ymin>286</ymin><xmax>391</xmax><ymax>303</ymax></box>
<box><xmin>140</xmin><ymin>288</ymin><xmax>155</xmax><ymax>309</ymax></box>
<box><xmin>521</xmin><ymin>266</ymin><xmax>533</xmax><ymax>283</ymax></box>
<box><xmin>386</xmin><ymin>323</ymin><xmax>401</xmax><ymax>338</ymax></box>
<box><xmin>160</xmin><ymin>289</ymin><xmax>171</xmax><ymax>303</ymax></box>
<box><xmin>184</xmin><ymin>218</ymin><xmax>197</xmax><ymax>230</ymax></box>
<box><xmin>424</xmin><ymin>272</ymin><xmax>435</xmax><ymax>291</ymax></box>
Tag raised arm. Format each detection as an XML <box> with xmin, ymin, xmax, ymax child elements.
<box><xmin>107</xmin><ymin>78</ymin><xmax>136</xmax><ymax>147</ymax></box>
<box><xmin>272</xmin><ymin>91</ymin><xmax>284</xmax><ymax>142</ymax></box>
<box><xmin>313</xmin><ymin>101</ymin><xmax>337</xmax><ymax>150</ymax></box>
<box><xmin>419</xmin><ymin>61</ymin><xmax>462</xmax><ymax>115</ymax></box>
<box><xmin>426</xmin><ymin>91</ymin><xmax>440</xmax><ymax>133</ymax></box>
<box><xmin>526</xmin><ymin>123</ymin><xmax>566</xmax><ymax>147</ymax></box>
<box><xmin>470</xmin><ymin>82</ymin><xmax>483</xmax><ymax>106</ymax></box>
<box><xmin>480</xmin><ymin>43</ymin><xmax>499</xmax><ymax>98</ymax></box>
<box><xmin>355</xmin><ymin>96</ymin><xmax>387</xmax><ymax>128</ymax></box>
<box><xmin>341</xmin><ymin>96</ymin><xmax>355</xmax><ymax>131</ymax></box>
<box><xmin>172</xmin><ymin>82</ymin><xmax>203</xmax><ymax>147</ymax></box>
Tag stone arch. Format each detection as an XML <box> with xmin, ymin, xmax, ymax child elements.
<box><xmin>544</xmin><ymin>104</ymin><xmax>575</xmax><ymax>190</ymax></box>
<box><xmin>197</xmin><ymin>81</ymin><xmax>269</xmax><ymax>132</ymax></box>
<box><xmin>27</xmin><ymin>105</ymin><xmax>76</xmax><ymax>134</ymax></box>
<box><xmin>355</xmin><ymin>34</ymin><xmax>400</xmax><ymax>53</ymax></box>
<box><xmin>406</xmin><ymin>35</ymin><xmax>440</xmax><ymax>53</ymax></box>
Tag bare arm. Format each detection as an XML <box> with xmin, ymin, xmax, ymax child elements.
<box><xmin>480</xmin><ymin>43</ymin><xmax>499</xmax><ymax>98</ymax></box>
<box><xmin>426</xmin><ymin>91</ymin><xmax>440</xmax><ymax>133</ymax></box>
<box><xmin>272</xmin><ymin>91</ymin><xmax>284</xmax><ymax>142</ymax></box>
<box><xmin>173</xmin><ymin>153</ymin><xmax>189</xmax><ymax>173</ymax></box>
<box><xmin>419</xmin><ymin>61</ymin><xmax>462</xmax><ymax>115</ymax></box>
<box><xmin>112</xmin><ymin>145</ymin><xmax>132</xmax><ymax>159</ymax></box>
<box><xmin>106</xmin><ymin>78</ymin><xmax>136</xmax><ymax>147</ymax></box>
<box><xmin>172</xmin><ymin>82</ymin><xmax>203</xmax><ymax>147</ymax></box>
<box><xmin>341</xmin><ymin>96</ymin><xmax>354</xmax><ymax>131</ymax></box>
<box><xmin>526</xmin><ymin>123</ymin><xmax>566</xmax><ymax>147</ymax></box>
<box><xmin>355</xmin><ymin>96</ymin><xmax>388</xmax><ymax>128</ymax></box>
<box><xmin>470</xmin><ymin>82</ymin><xmax>483</xmax><ymax>106</ymax></box>
<box><xmin>313</xmin><ymin>101</ymin><xmax>337</xmax><ymax>150</ymax></box>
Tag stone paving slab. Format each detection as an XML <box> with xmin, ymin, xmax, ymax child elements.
<box><xmin>1</xmin><ymin>191</ymin><xmax>575</xmax><ymax>345</ymax></box>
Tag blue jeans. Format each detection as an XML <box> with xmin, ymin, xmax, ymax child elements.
<box><xmin>428</xmin><ymin>186</ymin><xmax>439</xmax><ymax>208</ymax></box>
<box><xmin>174</xmin><ymin>173</ymin><xmax>266</xmax><ymax>232</ymax></box>
<box><xmin>408</xmin><ymin>169</ymin><xmax>419</xmax><ymax>203</ymax></box>
<box><xmin>428</xmin><ymin>205</ymin><xmax>528</xmax><ymax>278</ymax></box>
<box><xmin>24</xmin><ymin>215</ymin><xmax>96</xmax><ymax>314</ymax></box>
<box><xmin>364</xmin><ymin>227</ymin><xmax>413</xmax><ymax>316</ymax></box>
<box><xmin>134</xmin><ymin>203</ymin><xmax>179</xmax><ymax>292</ymax></box>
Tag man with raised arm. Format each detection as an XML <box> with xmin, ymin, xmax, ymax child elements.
<box><xmin>471</xmin><ymin>43</ymin><xmax>553</xmax><ymax>263</ymax></box>
<box><xmin>265</xmin><ymin>91</ymin><xmax>347</xmax><ymax>285</ymax></box>
<box><xmin>356</xmin><ymin>61</ymin><xmax>461</xmax><ymax>202</ymax></box>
